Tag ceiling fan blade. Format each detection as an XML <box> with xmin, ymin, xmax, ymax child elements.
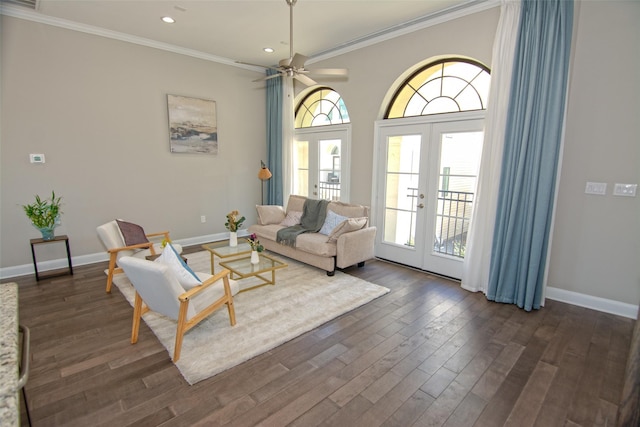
<box><xmin>294</xmin><ymin>73</ymin><xmax>317</xmax><ymax>86</ymax></box>
<box><xmin>289</xmin><ymin>53</ymin><xmax>308</xmax><ymax>69</ymax></box>
<box><xmin>306</xmin><ymin>68</ymin><xmax>349</xmax><ymax>76</ymax></box>
<box><xmin>252</xmin><ymin>72</ymin><xmax>284</xmax><ymax>83</ymax></box>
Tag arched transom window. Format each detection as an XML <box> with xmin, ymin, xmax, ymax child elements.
<box><xmin>295</xmin><ymin>88</ymin><xmax>350</xmax><ymax>128</ymax></box>
<box><xmin>386</xmin><ymin>58</ymin><xmax>490</xmax><ymax>119</ymax></box>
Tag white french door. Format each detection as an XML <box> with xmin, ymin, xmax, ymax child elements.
<box><xmin>293</xmin><ymin>126</ymin><xmax>350</xmax><ymax>201</ymax></box>
<box><xmin>373</xmin><ymin>116</ymin><xmax>484</xmax><ymax>279</ymax></box>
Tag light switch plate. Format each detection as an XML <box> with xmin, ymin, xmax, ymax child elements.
<box><xmin>585</xmin><ymin>182</ymin><xmax>607</xmax><ymax>195</ymax></box>
<box><xmin>613</xmin><ymin>183</ymin><xmax>637</xmax><ymax>197</ymax></box>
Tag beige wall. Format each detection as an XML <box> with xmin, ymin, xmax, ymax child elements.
<box><xmin>1</xmin><ymin>16</ymin><xmax>266</xmax><ymax>268</ymax></box>
<box><xmin>2</xmin><ymin>2</ymin><xmax>639</xmax><ymax>310</ymax></box>
<box><xmin>547</xmin><ymin>1</ymin><xmax>640</xmax><ymax>304</ymax></box>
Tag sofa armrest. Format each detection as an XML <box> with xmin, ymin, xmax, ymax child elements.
<box><xmin>336</xmin><ymin>226</ymin><xmax>377</xmax><ymax>269</ymax></box>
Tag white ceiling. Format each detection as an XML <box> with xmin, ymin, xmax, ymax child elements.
<box><xmin>4</xmin><ymin>0</ymin><xmax>496</xmax><ymax>69</ymax></box>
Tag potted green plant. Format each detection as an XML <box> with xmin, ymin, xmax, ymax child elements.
<box><xmin>22</xmin><ymin>191</ymin><xmax>63</xmax><ymax>240</ymax></box>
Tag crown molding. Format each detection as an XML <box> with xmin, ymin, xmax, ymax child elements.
<box><xmin>307</xmin><ymin>0</ymin><xmax>500</xmax><ymax>64</ymax></box>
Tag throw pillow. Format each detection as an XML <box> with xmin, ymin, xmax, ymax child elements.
<box><xmin>280</xmin><ymin>210</ymin><xmax>302</xmax><ymax>227</ymax></box>
<box><xmin>116</xmin><ymin>219</ymin><xmax>150</xmax><ymax>246</ymax></box>
<box><xmin>318</xmin><ymin>210</ymin><xmax>348</xmax><ymax>236</ymax></box>
<box><xmin>155</xmin><ymin>243</ymin><xmax>201</xmax><ymax>289</ymax></box>
<box><xmin>256</xmin><ymin>205</ymin><xmax>286</xmax><ymax>225</ymax></box>
<box><xmin>327</xmin><ymin>217</ymin><xmax>368</xmax><ymax>241</ymax></box>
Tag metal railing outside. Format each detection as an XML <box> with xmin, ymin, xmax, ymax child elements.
<box><xmin>434</xmin><ymin>190</ymin><xmax>474</xmax><ymax>258</ymax></box>
<box><xmin>318</xmin><ymin>181</ymin><xmax>341</xmax><ymax>201</ymax></box>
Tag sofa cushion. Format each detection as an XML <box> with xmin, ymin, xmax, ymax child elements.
<box><xmin>328</xmin><ymin>201</ymin><xmax>369</xmax><ymax>219</ymax></box>
<box><xmin>249</xmin><ymin>224</ymin><xmax>284</xmax><ymax>241</ymax></box>
<box><xmin>319</xmin><ymin>210</ymin><xmax>348</xmax><ymax>235</ymax></box>
<box><xmin>328</xmin><ymin>217</ymin><xmax>368</xmax><ymax>241</ymax></box>
<box><xmin>296</xmin><ymin>233</ymin><xmax>337</xmax><ymax>257</ymax></box>
<box><xmin>256</xmin><ymin>205</ymin><xmax>286</xmax><ymax>225</ymax></box>
<box><xmin>286</xmin><ymin>195</ymin><xmax>307</xmax><ymax>213</ymax></box>
<box><xmin>280</xmin><ymin>210</ymin><xmax>302</xmax><ymax>226</ymax></box>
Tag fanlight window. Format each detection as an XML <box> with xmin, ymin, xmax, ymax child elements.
<box><xmin>386</xmin><ymin>59</ymin><xmax>490</xmax><ymax>119</ymax></box>
<box><xmin>295</xmin><ymin>88</ymin><xmax>350</xmax><ymax>128</ymax></box>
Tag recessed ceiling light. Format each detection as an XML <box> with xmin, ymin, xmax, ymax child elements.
<box><xmin>263</xmin><ymin>47</ymin><xmax>274</xmax><ymax>53</ymax></box>
<box><xmin>161</xmin><ymin>16</ymin><xmax>175</xmax><ymax>24</ymax></box>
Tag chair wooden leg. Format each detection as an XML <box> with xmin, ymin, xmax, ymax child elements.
<box><xmin>106</xmin><ymin>254</ymin><xmax>117</xmax><ymax>293</ymax></box>
<box><xmin>223</xmin><ymin>276</ymin><xmax>236</xmax><ymax>326</ymax></box>
<box><xmin>173</xmin><ymin>300</ymin><xmax>190</xmax><ymax>362</ymax></box>
<box><xmin>227</xmin><ymin>299</ymin><xmax>236</xmax><ymax>326</ymax></box>
<box><xmin>131</xmin><ymin>292</ymin><xmax>143</xmax><ymax>344</ymax></box>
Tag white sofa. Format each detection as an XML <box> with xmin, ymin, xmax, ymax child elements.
<box><xmin>248</xmin><ymin>195</ymin><xmax>376</xmax><ymax>276</ymax></box>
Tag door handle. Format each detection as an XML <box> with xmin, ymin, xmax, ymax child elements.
<box><xmin>417</xmin><ymin>203</ymin><xmax>424</xmax><ymax>209</ymax></box>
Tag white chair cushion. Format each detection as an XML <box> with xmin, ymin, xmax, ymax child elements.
<box><xmin>119</xmin><ymin>256</ymin><xmax>193</xmax><ymax>320</ymax></box>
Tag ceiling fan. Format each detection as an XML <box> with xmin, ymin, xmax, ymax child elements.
<box><xmin>238</xmin><ymin>0</ymin><xmax>348</xmax><ymax>86</ymax></box>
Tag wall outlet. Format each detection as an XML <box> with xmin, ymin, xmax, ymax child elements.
<box><xmin>200</xmin><ymin>215</ymin><xmax>206</xmax><ymax>223</ymax></box>
<box><xmin>613</xmin><ymin>183</ymin><xmax>637</xmax><ymax>197</ymax></box>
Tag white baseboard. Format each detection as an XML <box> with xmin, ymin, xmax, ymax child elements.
<box><xmin>545</xmin><ymin>286</ymin><xmax>639</xmax><ymax>320</ymax></box>
<box><xmin>0</xmin><ymin>231</ymin><xmax>249</xmax><ymax>280</ymax></box>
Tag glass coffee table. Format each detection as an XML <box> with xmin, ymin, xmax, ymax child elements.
<box><xmin>201</xmin><ymin>241</ymin><xmax>251</xmax><ymax>274</ymax></box>
<box><xmin>219</xmin><ymin>252</ymin><xmax>288</xmax><ymax>293</ymax></box>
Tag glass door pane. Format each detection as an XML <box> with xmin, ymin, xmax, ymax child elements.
<box><xmin>319</xmin><ymin>139</ymin><xmax>341</xmax><ymax>201</ymax></box>
<box><xmin>383</xmin><ymin>135</ymin><xmax>421</xmax><ymax>246</ymax></box>
<box><xmin>293</xmin><ymin>140</ymin><xmax>309</xmax><ymax>197</ymax></box>
<box><xmin>433</xmin><ymin>131</ymin><xmax>483</xmax><ymax>258</ymax></box>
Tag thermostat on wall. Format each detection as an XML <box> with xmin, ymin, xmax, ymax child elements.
<box><xmin>30</xmin><ymin>154</ymin><xmax>45</xmax><ymax>164</ymax></box>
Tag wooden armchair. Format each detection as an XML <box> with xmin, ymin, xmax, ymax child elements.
<box><xmin>96</xmin><ymin>220</ymin><xmax>183</xmax><ymax>293</ymax></box>
<box><xmin>118</xmin><ymin>256</ymin><xmax>239</xmax><ymax>362</ymax></box>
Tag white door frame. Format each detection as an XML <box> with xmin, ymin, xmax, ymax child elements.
<box><xmin>371</xmin><ymin>111</ymin><xmax>485</xmax><ymax>278</ymax></box>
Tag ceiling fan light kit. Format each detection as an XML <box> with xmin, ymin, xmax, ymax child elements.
<box><xmin>239</xmin><ymin>0</ymin><xmax>348</xmax><ymax>87</ymax></box>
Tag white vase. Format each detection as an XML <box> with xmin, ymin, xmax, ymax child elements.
<box><xmin>251</xmin><ymin>250</ymin><xmax>260</xmax><ymax>264</ymax></box>
<box><xmin>229</xmin><ymin>231</ymin><xmax>238</xmax><ymax>247</ymax></box>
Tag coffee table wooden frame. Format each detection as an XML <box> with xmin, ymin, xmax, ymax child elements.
<box><xmin>219</xmin><ymin>252</ymin><xmax>287</xmax><ymax>293</ymax></box>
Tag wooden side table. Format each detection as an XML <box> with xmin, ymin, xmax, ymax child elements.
<box><xmin>30</xmin><ymin>235</ymin><xmax>73</xmax><ymax>281</ymax></box>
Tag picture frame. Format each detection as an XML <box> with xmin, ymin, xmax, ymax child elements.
<box><xmin>167</xmin><ymin>94</ymin><xmax>218</xmax><ymax>155</ymax></box>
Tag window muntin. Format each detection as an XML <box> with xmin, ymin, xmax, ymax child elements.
<box><xmin>386</xmin><ymin>59</ymin><xmax>490</xmax><ymax>119</ymax></box>
<box><xmin>295</xmin><ymin>88</ymin><xmax>350</xmax><ymax>128</ymax></box>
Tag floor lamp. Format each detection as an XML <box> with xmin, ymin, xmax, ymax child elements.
<box><xmin>258</xmin><ymin>161</ymin><xmax>272</xmax><ymax>205</ymax></box>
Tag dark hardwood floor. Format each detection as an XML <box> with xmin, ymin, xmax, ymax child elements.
<box><xmin>10</xmin><ymin>246</ymin><xmax>635</xmax><ymax>426</ymax></box>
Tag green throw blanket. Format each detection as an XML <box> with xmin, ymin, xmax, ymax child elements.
<box><xmin>277</xmin><ymin>199</ymin><xmax>330</xmax><ymax>247</ymax></box>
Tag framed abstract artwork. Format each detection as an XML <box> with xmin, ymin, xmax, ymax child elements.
<box><xmin>167</xmin><ymin>94</ymin><xmax>218</xmax><ymax>155</ymax></box>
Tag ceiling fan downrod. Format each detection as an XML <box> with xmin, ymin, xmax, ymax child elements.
<box><xmin>286</xmin><ymin>0</ymin><xmax>297</xmax><ymax>61</ymax></box>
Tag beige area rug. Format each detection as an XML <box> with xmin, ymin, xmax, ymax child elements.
<box><xmin>111</xmin><ymin>250</ymin><xmax>389</xmax><ymax>385</ymax></box>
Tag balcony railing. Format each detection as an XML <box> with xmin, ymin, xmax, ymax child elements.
<box><xmin>434</xmin><ymin>190</ymin><xmax>474</xmax><ymax>258</ymax></box>
<box><xmin>318</xmin><ymin>181</ymin><xmax>341</xmax><ymax>201</ymax></box>
<box><xmin>405</xmin><ymin>187</ymin><xmax>474</xmax><ymax>258</ymax></box>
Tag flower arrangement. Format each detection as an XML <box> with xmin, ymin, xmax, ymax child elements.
<box><xmin>225</xmin><ymin>210</ymin><xmax>245</xmax><ymax>232</ymax></box>
<box><xmin>247</xmin><ymin>233</ymin><xmax>264</xmax><ymax>252</ymax></box>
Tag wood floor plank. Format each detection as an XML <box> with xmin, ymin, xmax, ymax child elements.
<box><xmin>7</xmin><ymin>254</ymin><xmax>633</xmax><ymax>427</ymax></box>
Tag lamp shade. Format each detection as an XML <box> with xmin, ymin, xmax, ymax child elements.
<box><xmin>258</xmin><ymin>160</ymin><xmax>272</xmax><ymax>180</ymax></box>
<box><xmin>258</xmin><ymin>166</ymin><xmax>272</xmax><ymax>181</ymax></box>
